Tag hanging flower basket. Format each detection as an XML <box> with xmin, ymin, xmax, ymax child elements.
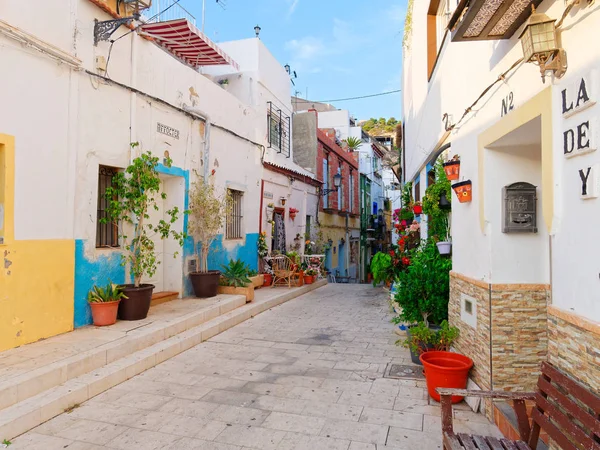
<box><xmin>452</xmin><ymin>180</ymin><xmax>472</xmax><ymax>203</ymax></box>
<box><xmin>289</xmin><ymin>208</ymin><xmax>299</xmax><ymax>220</ymax></box>
<box><xmin>443</xmin><ymin>160</ymin><xmax>460</xmax><ymax>181</ymax></box>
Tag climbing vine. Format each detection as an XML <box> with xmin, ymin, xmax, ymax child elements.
<box><xmin>403</xmin><ymin>0</ymin><xmax>415</xmax><ymax>50</ymax></box>
<box><xmin>422</xmin><ymin>161</ymin><xmax>452</xmax><ymax>241</ymax></box>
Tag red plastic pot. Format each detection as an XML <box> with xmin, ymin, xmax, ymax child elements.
<box><xmin>420</xmin><ymin>351</ymin><xmax>473</xmax><ymax>403</ymax></box>
<box><xmin>263</xmin><ymin>273</ymin><xmax>273</xmax><ymax>287</ymax></box>
<box><xmin>413</xmin><ymin>205</ymin><xmax>423</xmax><ymax>215</ymax></box>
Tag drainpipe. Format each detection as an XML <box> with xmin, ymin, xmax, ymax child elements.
<box><xmin>129</xmin><ymin>31</ymin><xmax>137</xmax><ymax>163</ymax></box>
<box><xmin>181</xmin><ymin>104</ymin><xmax>210</xmax><ymax>181</ymax></box>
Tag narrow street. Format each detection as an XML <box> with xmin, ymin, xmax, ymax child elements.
<box><xmin>11</xmin><ymin>285</ymin><xmax>500</xmax><ymax>450</ymax></box>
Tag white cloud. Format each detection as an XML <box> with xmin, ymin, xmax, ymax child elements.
<box><xmin>285</xmin><ymin>36</ymin><xmax>325</xmax><ymax>62</ymax></box>
<box><xmin>285</xmin><ymin>0</ymin><xmax>300</xmax><ymax>18</ymax></box>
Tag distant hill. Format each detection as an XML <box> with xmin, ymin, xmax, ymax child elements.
<box><xmin>359</xmin><ymin>117</ymin><xmax>398</xmax><ymax>136</ymax></box>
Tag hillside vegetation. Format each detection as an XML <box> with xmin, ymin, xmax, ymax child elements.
<box><xmin>361</xmin><ymin>117</ymin><xmax>398</xmax><ymax>135</ymax></box>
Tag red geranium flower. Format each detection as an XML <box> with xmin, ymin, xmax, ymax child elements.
<box><xmin>402</xmin><ymin>257</ymin><xmax>410</xmax><ymax>266</ymax></box>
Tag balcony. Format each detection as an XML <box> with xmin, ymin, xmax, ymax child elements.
<box><xmin>142</xmin><ymin>0</ymin><xmax>196</xmax><ymax>25</ymax></box>
<box><xmin>449</xmin><ymin>0</ymin><xmax>542</xmax><ymax>42</ymax></box>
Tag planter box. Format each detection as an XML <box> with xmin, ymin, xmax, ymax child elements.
<box><xmin>217</xmin><ymin>285</ymin><xmax>255</xmax><ymax>302</ymax></box>
<box><xmin>249</xmin><ymin>275</ymin><xmax>264</xmax><ymax>289</ymax></box>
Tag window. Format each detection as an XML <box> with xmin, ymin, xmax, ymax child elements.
<box><xmin>226</xmin><ymin>189</ymin><xmax>244</xmax><ymax>239</ymax></box>
<box><xmin>96</xmin><ymin>166</ymin><xmax>120</xmax><ymax>248</ymax></box>
<box><xmin>269</xmin><ymin>115</ymin><xmax>281</xmax><ymax>150</ymax></box>
<box><xmin>306</xmin><ymin>215</ymin><xmax>311</xmax><ymax>238</ymax></box>
<box><xmin>337</xmin><ymin>165</ymin><xmax>343</xmax><ymax>210</ymax></box>
<box><xmin>349</xmin><ymin>170</ymin><xmax>354</xmax><ymax>213</ymax></box>
<box><xmin>267</xmin><ymin>102</ymin><xmax>290</xmax><ymax>157</ymax></box>
<box><xmin>323</xmin><ymin>157</ymin><xmax>329</xmax><ymax>208</ymax></box>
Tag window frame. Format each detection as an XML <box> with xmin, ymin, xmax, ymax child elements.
<box><xmin>96</xmin><ymin>165</ymin><xmax>120</xmax><ymax>249</ymax></box>
<box><xmin>323</xmin><ymin>155</ymin><xmax>329</xmax><ymax>209</ymax></box>
<box><xmin>226</xmin><ymin>188</ymin><xmax>244</xmax><ymax>240</ymax></box>
<box><xmin>268</xmin><ymin>114</ymin><xmax>282</xmax><ymax>151</ymax></box>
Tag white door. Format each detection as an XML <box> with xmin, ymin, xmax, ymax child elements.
<box><xmin>142</xmin><ymin>180</ymin><xmax>165</xmax><ymax>292</ymax></box>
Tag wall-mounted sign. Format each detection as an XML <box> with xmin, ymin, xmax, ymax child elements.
<box><xmin>157</xmin><ymin>122</ymin><xmax>180</xmax><ymax>139</ymax></box>
<box><xmin>502</xmin><ymin>182</ymin><xmax>537</xmax><ymax>233</ymax></box>
<box><xmin>263</xmin><ymin>191</ymin><xmax>274</xmax><ymax>199</ymax></box>
<box><xmin>579</xmin><ymin>164</ymin><xmax>599</xmax><ymax>199</ymax></box>
<box><xmin>563</xmin><ymin>118</ymin><xmax>597</xmax><ymax>158</ymax></box>
<box><xmin>561</xmin><ymin>72</ymin><xmax>596</xmax><ymax>118</ymax></box>
<box><xmin>501</xmin><ymin>92</ymin><xmax>515</xmax><ymax>117</ymax></box>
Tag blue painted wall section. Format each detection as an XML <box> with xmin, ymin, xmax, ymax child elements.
<box><xmin>206</xmin><ymin>233</ymin><xmax>259</xmax><ymax>273</ymax></box>
<box><xmin>74</xmin><ymin>240</ymin><xmax>126</xmax><ymax>327</ymax></box>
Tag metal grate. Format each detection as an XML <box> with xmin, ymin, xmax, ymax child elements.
<box><xmin>384</xmin><ymin>363</ymin><xmax>425</xmax><ymax>380</ymax></box>
<box><xmin>96</xmin><ymin>166</ymin><xmax>120</xmax><ymax>248</ymax></box>
<box><xmin>267</xmin><ymin>101</ymin><xmax>291</xmax><ymax>157</ymax></box>
<box><xmin>226</xmin><ymin>189</ymin><xmax>243</xmax><ymax>239</ymax></box>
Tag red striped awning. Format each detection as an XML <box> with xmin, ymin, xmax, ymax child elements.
<box><xmin>139</xmin><ymin>19</ymin><xmax>239</xmax><ymax>70</ymax></box>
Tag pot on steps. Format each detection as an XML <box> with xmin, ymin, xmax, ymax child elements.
<box><xmin>89</xmin><ymin>300</ymin><xmax>120</xmax><ymax>326</ymax></box>
<box><xmin>118</xmin><ymin>284</ymin><xmax>154</xmax><ymax>321</ymax></box>
<box><xmin>436</xmin><ymin>241</ymin><xmax>452</xmax><ymax>255</ymax></box>
<box><xmin>189</xmin><ymin>270</ymin><xmax>221</xmax><ymax>298</ymax></box>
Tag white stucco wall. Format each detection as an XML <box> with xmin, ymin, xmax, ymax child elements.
<box><xmin>403</xmin><ymin>0</ymin><xmax>600</xmax><ymax>320</ymax></box>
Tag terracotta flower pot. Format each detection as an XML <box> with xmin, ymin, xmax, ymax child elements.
<box><xmin>118</xmin><ymin>284</ymin><xmax>154</xmax><ymax>321</ymax></box>
<box><xmin>189</xmin><ymin>271</ymin><xmax>221</xmax><ymax>298</ymax></box>
<box><xmin>263</xmin><ymin>273</ymin><xmax>273</xmax><ymax>286</ymax></box>
<box><xmin>452</xmin><ymin>180</ymin><xmax>472</xmax><ymax>203</ymax></box>
<box><xmin>303</xmin><ymin>275</ymin><xmax>315</xmax><ymax>284</ymax></box>
<box><xmin>89</xmin><ymin>300</ymin><xmax>120</xmax><ymax>326</ymax></box>
<box><xmin>443</xmin><ymin>160</ymin><xmax>460</xmax><ymax>181</ymax></box>
<box><xmin>420</xmin><ymin>351</ymin><xmax>473</xmax><ymax>403</ymax></box>
<box><xmin>296</xmin><ymin>271</ymin><xmax>304</xmax><ymax>287</ymax></box>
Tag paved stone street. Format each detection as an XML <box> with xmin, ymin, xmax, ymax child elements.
<box><xmin>11</xmin><ymin>284</ymin><xmax>501</xmax><ymax>449</ymax></box>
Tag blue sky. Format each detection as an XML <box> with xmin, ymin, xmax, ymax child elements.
<box><xmin>183</xmin><ymin>0</ymin><xmax>406</xmax><ymax>120</ymax></box>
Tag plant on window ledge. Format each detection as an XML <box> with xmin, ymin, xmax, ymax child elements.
<box><xmin>187</xmin><ymin>174</ymin><xmax>232</xmax><ymax>298</ymax></box>
<box><xmin>102</xmin><ymin>145</ymin><xmax>185</xmax><ymax>320</ymax></box>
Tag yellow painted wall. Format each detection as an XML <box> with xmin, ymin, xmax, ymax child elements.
<box><xmin>0</xmin><ymin>134</ymin><xmax>75</xmax><ymax>352</ymax></box>
<box><xmin>319</xmin><ymin>213</ymin><xmax>360</xmax><ymax>268</ymax></box>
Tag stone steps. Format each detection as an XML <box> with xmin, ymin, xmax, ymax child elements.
<box><xmin>0</xmin><ymin>280</ymin><xmax>327</xmax><ymax>441</ymax></box>
<box><xmin>0</xmin><ymin>295</ymin><xmax>246</xmax><ymax>413</ymax></box>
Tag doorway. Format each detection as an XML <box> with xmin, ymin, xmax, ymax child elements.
<box><xmin>272</xmin><ymin>208</ymin><xmax>286</xmax><ymax>254</ymax></box>
<box><xmin>142</xmin><ymin>175</ymin><xmax>185</xmax><ymax>295</ymax></box>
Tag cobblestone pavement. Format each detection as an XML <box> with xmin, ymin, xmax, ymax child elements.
<box><xmin>11</xmin><ymin>284</ymin><xmax>502</xmax><ymax>449</ymax></box>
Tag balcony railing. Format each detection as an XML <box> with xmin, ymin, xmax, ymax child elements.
<box><xmin>142</xmin><ymin>0</ymin><xmax>196</xmax><ymax>25</ymax></box>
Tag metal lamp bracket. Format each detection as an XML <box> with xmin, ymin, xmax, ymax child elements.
<box><xmin>94</xmin><ymin>15</ymin><xmax>138</xmax><ymax>46</ymax></box>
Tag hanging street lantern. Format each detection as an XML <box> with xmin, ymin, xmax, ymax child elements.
<box><xmin>519</xmin><ymin>6</ymin><xmax>567</xmax><ymax>83</ymax></box>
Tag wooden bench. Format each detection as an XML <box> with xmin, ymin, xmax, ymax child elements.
<box><xmin>438</xmin><ymin>361</ymin><xmax>600</xmax><ymax>450</ymax></box>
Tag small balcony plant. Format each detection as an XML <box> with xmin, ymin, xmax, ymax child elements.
<box><xmin>188</xmin><ymin>175</ymin><xmax>231</xmax><ymax>298</ymax></box>
<box><xmin>103</xmin><ymin>146</ymin><xmax>185</xmax><ymax>320</ymax></box>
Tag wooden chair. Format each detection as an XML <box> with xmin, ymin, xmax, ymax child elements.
<box><xmin>438</xmin><ymin>361</ymin><xmax>600</xmax><ymax>450</ymax></box>
<box><xmin>271</xmin><ymin>256</ymin><xmax>295</xmax><ymax>288</ymax></box>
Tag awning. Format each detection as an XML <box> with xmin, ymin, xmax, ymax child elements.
<box><xmin>139</xmin><ymin>19</ymin><xmax>239</xmax><ymax>70</ymax></box>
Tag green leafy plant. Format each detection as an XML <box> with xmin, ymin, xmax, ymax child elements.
<box><xmin>422</xmin><ymin>160</ymin><xmax>452</xmax><ymax>241</ymax></box>
<box><xmin>188</xmin><ymin>177</ymin><xmax>231</xmax><ymax>273</ymax></box>
<box><xmin>370</xmin><ymin>252</ymin><xmax>394</xmax><ymax>286</ymax></box>
<box><xmin>103</xmin><ymin>146</ymin><xmax>185</xmax><ymax>287</ymax></box>
<box><xmin>220</xmin><ymin>259</ymin><xmax>252</xmax><ymax>287</ymax></box>
<box><xmin>2</xmin><ymin>439</ymin><xmax>12</xmax><ymax>446</ymax></box>
<box><xmin>393</xmin><ymin>240</ymin><xmax>452</xmax><ymax>326</ymax></box>
<box><xmin>305</xmin><ymin>267</ymin><xmax>318</xmax><ymax>276</ymax></box>
<box><xmin>87</xmin><ymin>282</ymin><xmax>128</xmax><ymax>303</ymax></box>
<box><xmin>286</xmin><ymin>251</ymin><xmax>300</xmax><ymax>266</ymax></box>
<box><xmin>400</xmin><ymin>320</ymin><xmax>459</xmax><ymax>354</ymax></box>
<box><xmin>247</xmin><ymin>269</ymin><xmax>258</xmax><ymax>277</ymax></box>
<box><xmin>343</xmin><ymin>136</ymin><xmax>363</xmax><ymax>151</ymax></box>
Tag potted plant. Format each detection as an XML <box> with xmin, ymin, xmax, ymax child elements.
<box><xmin>218</xmin><ymin>78</ymin><xmax>229</xmax><ymax>90</ymax></box>
<box><xmin>412</xmin><ymin>202</ymin><xmax>423</xmax><ymax>215</ymax></box>
<box><xmin>452</xmin><ymin>180</ymin><xmax>472</xmax><ymax>203</ymax></box>
<box><xmin>442</xmin><ymin>155</ymin><xmax>460</xmax><ymax>181</ymax></box>
<box><xmin>370</xmin><ymin>251</ymin><xmax>394</xmax><ymax>287</ymax></box>
<box><xmin>187</xmin><ymin>176</ymin><xmax>231</xmax><ymax>298</ymax></box>
<box><xmin>289</xmin><ymin>208</ymin><xmax>299</xmax><ymax>220</ymax></box>
<box><xmin>103</xmin><ymin>147</ymin><xmax>185</xmax><ymax>320</ymax></box>
<box><xmin>218</xmin><ymin>258</ymin><xmax>254</xmax><ymax>302</ymax></box>
<box><xmin>401</xmin><ymin>320</ymin><xmax>459</xmax><ymax>365</ymax></box>
<box><xmin>266</xmin><ymin>203</ymin><xmax>274</xmax><ymax>222</ymax></box>
<box><xmin>87</xmin><ymin>282</ymin><xmax>127</xmax><ymax>326</ymax></box>
<box><xmin>436</xmin><ymin>216</ymin><xmax>452</xmax><ymax>255</ymax></box>
<box><xmin>262</xmin><ymin>265</ymin><xmax>274</xmax><ymax>287</ymax></box>
<box><xmin>393</xmin><ymin>240</ymin><xmax>452</xmax><ymax>357</ymax></box>
<box><xmin>304</xmin><ymin>267</ymin><xmax>318</xmax><ymax>284</ymax></box>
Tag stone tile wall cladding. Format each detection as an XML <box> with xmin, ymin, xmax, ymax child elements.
<box><xmin>449</xmin><ymin>273</ymin><xmax>549</xmax><ymax>420</ymax></box>
<box><xmin>548</xmin><ymin>311</ymin><xmax>600</xmax><ymax>394</ymax></box>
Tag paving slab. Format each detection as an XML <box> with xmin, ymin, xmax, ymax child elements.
<box><xmin>8</xmin><ymin>284</ymin><xmax>500</xmax><ymax>449</ymax></box>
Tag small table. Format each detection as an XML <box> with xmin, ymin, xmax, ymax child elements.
<box><xmin>301</xmin><ymin>254</ymin><xmax>325</xmax><ymax>278</ymax></box>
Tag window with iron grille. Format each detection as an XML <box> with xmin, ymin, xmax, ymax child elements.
<box><xmin>226</xmin><ymin>189</ymin><xmax>244</xmax><ymax>239</ymax></box>
<box><xmin>267</xmin><ymin>101</ymin><xmax>290</xmax><ymax>157</ymax></box>
<box><xmin>96</xmin><ymin>165</ymin><xmax>119</xmax><ymax>248</ymax></box>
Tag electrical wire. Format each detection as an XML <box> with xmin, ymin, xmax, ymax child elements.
<box><xmin>309</xmin><ymin>89</ymin><xmax>402</xmax><ymax>103</ymax></box>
